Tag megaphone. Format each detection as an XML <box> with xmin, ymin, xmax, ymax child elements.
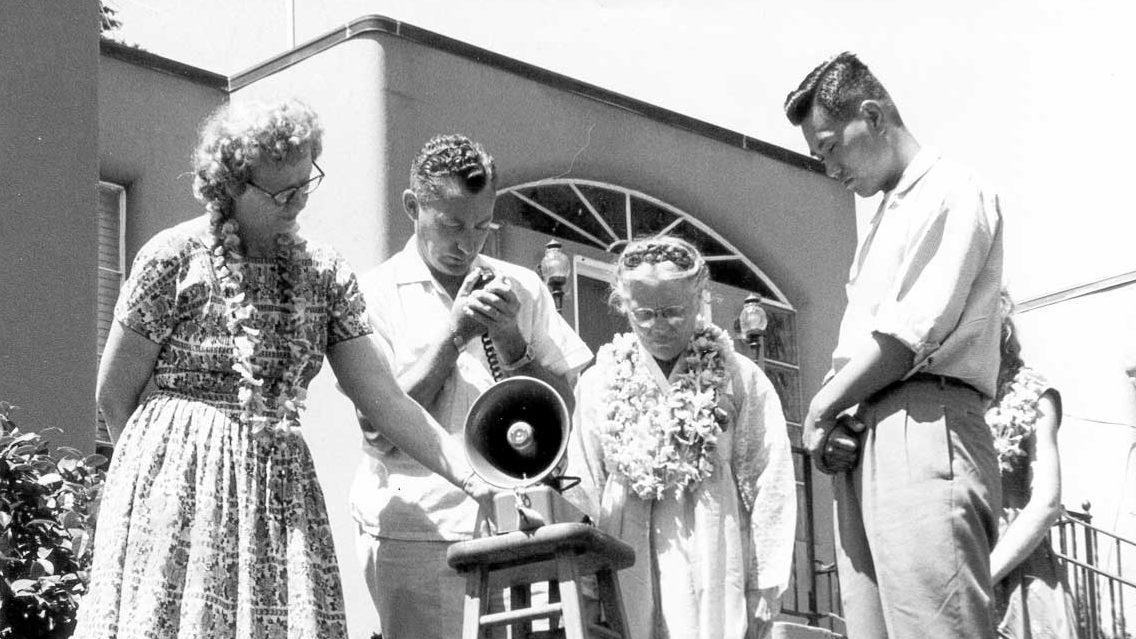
<box><xmin>464</xmin><ymin>376</ymin><xmax>586</xmax><ymax>532</ymax></box>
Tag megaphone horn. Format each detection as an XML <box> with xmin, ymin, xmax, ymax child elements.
<box><xmin>464</xmin><ymin>376</ymin><xmax>571</xmax><ymax>490</ymax></box>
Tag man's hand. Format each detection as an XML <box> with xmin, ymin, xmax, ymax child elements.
<box><xmin>450</xmin><ymin>270</ymin><xmax>495</xmax><ymax>344</ymax></box>
<box><xmin>802</xmin><ymin>401</ymin><xmax>838</xmax><ymax>457</ymax></box>
<box><xmin>467</xmin><ymin>276</ymin><xmax>522</xmax><ymax>339</ymax></box>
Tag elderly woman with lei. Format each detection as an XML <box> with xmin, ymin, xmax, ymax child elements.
<box><xmin>565</xmin><ymin>236</ymin><xmax>797</xmax><ymax>639</ymax></box>
<box><xmin>75</xmin><ymin>99</ymin><xmax>492</xmax><ymax>639</ymax></box>
<box><xmin>987</xmin><ymin>297</ymin><xmax>1079</xmax><ymax>638</ymax></box>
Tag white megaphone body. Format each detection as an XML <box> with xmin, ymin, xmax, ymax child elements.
<box><xmin>464</xmin><ymin>376</ymin><xmax>587</xmax><ymax>533</ymax></box>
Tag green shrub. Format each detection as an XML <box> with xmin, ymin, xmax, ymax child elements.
<box><xmin>0</xmin><ymin>402</ymin><xmax>106</xmax><ymax>638</ymax></box>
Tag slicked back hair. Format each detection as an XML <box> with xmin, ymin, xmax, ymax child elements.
<box><xmin>410</xmin><ymin>134</ymin><xmax>497</xmax><ymax>201</ymax></box>
<box><xmin>784</xmin><ymin>52</ymin><xmax>899</xmax><ymax>126</ymax></box>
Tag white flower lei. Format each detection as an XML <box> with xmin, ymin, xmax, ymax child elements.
<box><xmin>212</xmin><ymin>216</ymin><xmax>312</xmax><ymax>440</ymax></box>
<box><xmin>597</xmin><ymin>323</ymin><xmax>732</xmax><ymax>500</ymax></box>
<box><xmin>985</xmin><ymin>365</ymin><xmax>1048</xmax><ymax>473</ymax></box>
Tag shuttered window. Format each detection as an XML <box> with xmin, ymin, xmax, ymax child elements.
<box><xmin>97</xmin><ymin>181</ymin><xmax>126</xmax><ymax>446</ymax></box>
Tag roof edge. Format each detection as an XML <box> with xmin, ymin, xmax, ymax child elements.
<box><xmin>99</xmin><ymin>38</ymin><xmax>228</xmax><ymax>91</ymax></box>
<box><xmin>226</xmin><ymin>14</ymin><xmax>823</xmax><ymax>174</ymax></box>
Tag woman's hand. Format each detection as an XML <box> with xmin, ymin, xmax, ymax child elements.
<box><xmin>96</xmin><ymin>323</ymin><xmax>162</xmax><ymax>442</ymax></box>
<box><xmin>461</xmin><ymin>473</ymin><xmax>500</xmax><ymax>537</ymax></box>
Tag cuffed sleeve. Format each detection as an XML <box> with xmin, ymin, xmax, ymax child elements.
<box><xmin>873</xmin><ymin>185</ymin><xmax>999</xmax><ymax>366</ymax></box>
<box><xmin>114</xmin><ymin>233</ymin><xmax>183</xmax><ymax>344</ymax></box>
<box><xmin>326</xmin><ymin>255</ymin><xmax>373</xmax><ymax>346</ymax></box>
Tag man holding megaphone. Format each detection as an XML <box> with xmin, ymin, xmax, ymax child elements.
<box><xmin>349</xmin><ymin>134</ymin><xmax>594</xmax><ymax>639</ymax></box>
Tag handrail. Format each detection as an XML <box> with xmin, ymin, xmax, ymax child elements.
<box><xmin>1052</xmin><ymin>551</ymin><xmax>1136</xmax><ymax>590</ymax></box>
<box><xmin>1052</xmin><ymin>504</ymin><xmax>1133</xmax><ymax>638</ymax></box>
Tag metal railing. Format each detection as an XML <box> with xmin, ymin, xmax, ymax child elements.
<box><xmin>774</xmin><ymin>498</ymin><xmax>1136</xmax><ymax>639</ymax></box>
<box><xmin>1053</xmin><ymin>503</ymin><xmax>1135</xmax><ymax>639</ymax></box>
<box><xmin>778</xmin><ymin>443</ymin><xmax>846</xmax><ymax>636</ymax></box>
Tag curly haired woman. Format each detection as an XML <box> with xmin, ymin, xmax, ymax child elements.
<box><xmin>75</xmin><ymin>99</ymin><xmax>492</xmax><ymax>639</ymax></box>
<box><xmin>988</xmin><ymin>296</ymin><xmax>1079</xmax><ymax>638</ymax></box>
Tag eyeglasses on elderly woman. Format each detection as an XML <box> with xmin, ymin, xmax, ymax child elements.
<box><xmin>247</xmin><ymin>161</ymin><xmax>325</xmax><ymax>207</ymax></box>
<box><xmin>627</xmin><ymin>304</ymin><xmax>690</xmax><ymax>327</ymax></box>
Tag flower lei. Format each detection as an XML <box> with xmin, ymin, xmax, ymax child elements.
<box><xmin>211</xmin><ymin>215</ymin><xmax>313</xmax><ymax>440</ymax></box>
<box><xmin>597</xmin><ymin>323</ymin><xmax>732</xmax><ymax>500</ymax></box>
<box><xmin>985</xmin><ymin>365</ymin><xmax>1048</xmax><ymax>473</ymax></box>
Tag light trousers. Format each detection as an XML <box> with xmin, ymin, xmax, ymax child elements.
<box><xmin>356</xmin><ymin>530</ymin><xmax>519</xmax><ymax>639</ymax></box>
<box><xmin>833</xmin><ymin>378</ymin><xmax>1001</xmax><ymax>639</ymax></box>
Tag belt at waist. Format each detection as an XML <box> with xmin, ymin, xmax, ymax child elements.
<box><xmin>864</xmin><ymin>372</ymin><xmax>984</xmax><ymax>406</ymax></box>
<box><xmin>903</xmin><ymin>372</ymin><xmax>982</xmax><ymax>397</ymax></box>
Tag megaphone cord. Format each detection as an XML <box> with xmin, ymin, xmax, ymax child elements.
<box><xmin>481</xmin><ymin>333</ymin><xmax>504</xmax><ymax>381</ymax></box>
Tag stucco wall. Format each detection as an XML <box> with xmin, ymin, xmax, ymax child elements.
<box><xmin>0</xmin><ymin>6</ymin><xmax>99</xmax><ymax>451</ymax></box>
<box><xmin>373</xmin><ymin>31</ymin><xmax>852</xmax><ymax>420</ymax></box>
<box><xmin>98</xmin><ymin>54</ymin><xmax>226</xmax><ymax>257</ymax></box>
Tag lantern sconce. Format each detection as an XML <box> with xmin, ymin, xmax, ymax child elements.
<box><xmin>538</xmin><ymin>240</ymin><xmax>571</xmax><ymax>313</ymax></box>
<box><xmin>737</xmin><ymin>294</ymin><xmax>768</xmax><ymax>369</ymax></box>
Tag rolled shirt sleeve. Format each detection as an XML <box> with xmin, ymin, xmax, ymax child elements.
<box><xmin>831</xmin><ymin>149</ymin><xmax>1004</xmax><ymax>397</ymax></box>
<box><xmin>873</xmin><ymin>184</ymin><xmax>999</xmax><ymax>363</ymax></box>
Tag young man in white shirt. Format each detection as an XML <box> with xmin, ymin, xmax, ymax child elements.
<box><xmin>785</xmin><ymin>52</ymin><xmax>1004</xmax><ymax>638</ymax></box>
<box><xmin>349</xmin><ymin>134</ymin><xmax>593</xmax><ymax>639</ymax></box>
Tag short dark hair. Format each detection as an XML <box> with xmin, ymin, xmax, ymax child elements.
<box><xmin>784</xmin><ymin>52</ymin><xmax>897</xmax><ymax>126</ymax></box>
<box><xmin>410</xmin><ymin>134</ymin><xmax>497</xmax><ymax>201</ymax></box>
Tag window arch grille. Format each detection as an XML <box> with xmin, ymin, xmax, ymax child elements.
<box><xmin>495</xmin><ymin>179</ymin><xmax>791</xmax><ymax>306</ymax></box>
<box><xmin>494</xmin><ymin>179</ymin><xmax>801</xmax><ymax>423</ymax></box>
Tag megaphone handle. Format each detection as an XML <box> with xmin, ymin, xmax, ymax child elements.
<box><xmin>481</xmin><ymin>333</ymin><xmax>503</xmax><ymax>381</ymax></box>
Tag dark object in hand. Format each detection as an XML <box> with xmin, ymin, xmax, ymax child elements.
<box><xmin>471</xmin><ymin>267</ymin><xmax>496</xmax><ymax>291</ymax></box>
<box><xmin>817</xmin><ymin>414</ymin><xmax>863</xmax><ymax>475</ymax></box>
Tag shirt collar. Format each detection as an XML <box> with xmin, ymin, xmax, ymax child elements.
<box><xmin>391</xmin><ymin>235</ymin><xmax>488</xmax><ymax>290</ymax></box>
<box><xmin>885</xmin><ymin>146</ymin><xmax>940</xmax><ymax>199</ymax></box>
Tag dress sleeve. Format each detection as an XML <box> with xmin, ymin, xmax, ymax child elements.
<box><xmin>327</xmin><ymin>255</ymin><xmax>373</xmax><ymax>346</ymax></box>
<box><xmin>564</xmin><ymin>365</ymin><xmax>608</xmax><ymax>520</ymax></box>
<box><xmin>730</xmin><ymin>354</ymin><xmax>798</xmax><ymax>595</ymax></box>
<box><xmin>114</xmin><ymin>235</ymin><xmax>183</xmax><ymax>344</ymax></box>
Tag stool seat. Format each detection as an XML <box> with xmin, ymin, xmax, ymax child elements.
<box><xmin>447</xmin><ymin>522</ymin><xmax>634</xmax><ymax>639</ymax></box>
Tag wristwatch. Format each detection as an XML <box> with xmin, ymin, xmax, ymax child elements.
<box><xmin>450</xmin><ymin>327</ymin><xmax>468</xmax><ymax>354</ymax></box>
<box><xmin>500</xmin><ymin>343</ymin><xmax>535</xmax><ymax>371</ymax></box>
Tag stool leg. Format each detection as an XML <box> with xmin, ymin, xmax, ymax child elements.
<box><xmin>595</xmin><ymin>568</ymin><xmax>630</xmax><ymax>639</ymax></box>
<box><xmin>463</xmin><ymin>568</ymin><xmax>491</xmax><ymax>639</ymax></box>
<box><xmin>510</xmin><ymin>584</ymin><xmax>532</xmax><ymax>638</ymax></box>
<box><xmin>548</xmin><ymin>579</ymin><xmax>562</xmax><ymax>630</ymax></box>
<box><xmin>555</xmin><ymin>554</ymin><xmax>587</xmax><ymax>639</ymax></box>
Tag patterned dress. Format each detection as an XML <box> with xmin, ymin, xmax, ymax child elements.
<box><xmin>992</xmin><ymin>369</ymin><xmax>1080</xmax><ymax>639</ymax></box>
<box><xmin>74</xmin><ymin>219</ymin><xmax>371</xmax><ymax>639</ymax></box>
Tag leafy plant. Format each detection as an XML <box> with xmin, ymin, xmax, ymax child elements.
<box><xmin>0</xmin><ymin>402</ymin><xmax>106</xmax><ymax>638</ymax></box>
<box><xmin>100</xmin><ymin>2</ymin><xmax>122</xmax><ymax>35</ymax></box>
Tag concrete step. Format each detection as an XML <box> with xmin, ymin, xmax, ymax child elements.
<box><xmin>771</xmin><ymin>620</ymin><xmax>842</xmax><ymax>639</ymax></box>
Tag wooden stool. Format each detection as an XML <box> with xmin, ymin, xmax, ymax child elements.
<box><xmin>446</xmin><ymin>522</ymin><xmax>635</xmax><ymax>639</ymax></box>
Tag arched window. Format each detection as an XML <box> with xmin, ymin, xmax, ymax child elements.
<box><xmin>493</xmin><ymin>179</ymin><xmax>802</xmax><ymax>425</ymax></box>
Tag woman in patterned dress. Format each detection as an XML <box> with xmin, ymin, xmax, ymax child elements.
<box><xmin>988</xmin><ymin>297</ymin><xmax>1079</xmax><ymax>638</ymax></box>
<box><xmin>565</xmin><ymin>237</ymin><xmax>797</xmax><ymax>639</ymax></box>
<box><xmin>75</xmin><ymin>99</ymin><xmax>491</xmax><ymax>639</ymax></box>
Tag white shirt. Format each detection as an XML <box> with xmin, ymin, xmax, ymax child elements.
<box><xmin>349</xmin><ymin>237</ymin><xmax>594</xmax><ymax>540</ymax></box>
<box><xmin>831</xmin><ymin>148</ymin><xmax>1004</xmax><ymax>398</ymax></box>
